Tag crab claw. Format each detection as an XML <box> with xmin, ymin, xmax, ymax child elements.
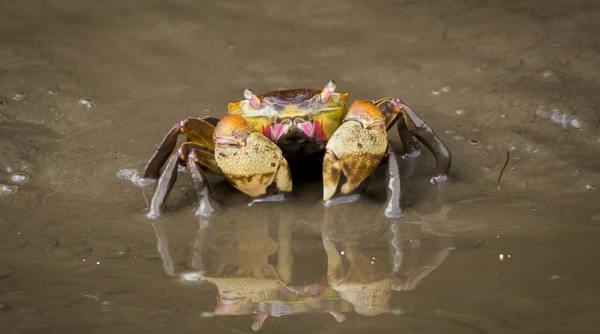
<box><xmin>323</xmin><ymin>100</ymin><xmax>388</xmax><ymax>201</ymax></box>
<box><xmin>214</xmin><ymin>115</ymin><xmax>292</xmax><ymax>197</ymax></box>
<box><xmin>320</xmin><ymin>80</ymin><xmax>336</xmax><ymax>103</ymax></box>
<box><xmin>244</xmin><ymin>88</ymin><xmax>262</xmax><ymax>108</ymax></box>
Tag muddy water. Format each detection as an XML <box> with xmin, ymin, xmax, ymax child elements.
<box><xmin>1</xmin><ymin>0</ymin><xmax>600</xmax><ymax>333</ymax></box>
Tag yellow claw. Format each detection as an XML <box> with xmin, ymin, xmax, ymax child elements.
<box><xmin>323</xmin><ymin>100</ymin><xmax>388</xmax><ymax>201</ymax></box>
<box><xmin>214</xmin><ymin>115</ymin><xmax>292</xmax><ymax>197</ymax></box>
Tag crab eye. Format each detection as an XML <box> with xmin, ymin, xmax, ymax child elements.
<box><xmin>243</xmin><ymin>89</ymin><xmax>261</xmax><ymax>108</ymax></box>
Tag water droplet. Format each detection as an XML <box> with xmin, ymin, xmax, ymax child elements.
<box><xmin>79</xmin><ymin>97</ymin><xmax>94</xmax><ymax>109</ymax></box>
<box><xmin>499</xmin><ymin>254</ymin><xmax>505</xmax><ymax>261</ymax></box>
<box><xmin>12</xmin><ymin>92</ymin><xmax>25</xmax><ymax>101</ymax></box>
<box><xmin>0</xmin><ymin>184</ymin><xmax>17</xmax><ymax>196</ymax></box>
<box><xmin>10</xmin><ymin>173</ymin><xmax>29</xmax><ymax>184</ymax></box>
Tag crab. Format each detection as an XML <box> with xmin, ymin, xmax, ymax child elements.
<box><xmin>142</xmin><ymin>81</ymin><xmax>451</xmax><ymax>218</ymax></box>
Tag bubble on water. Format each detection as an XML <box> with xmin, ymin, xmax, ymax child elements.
<box><xmin>79</xmin><ymin>97</ymin><xmax>94</xmax><ymax>109</ymax></box>
<box><xmin>453</xmin><ymin>135</ymin><xmax>464</xmax><ymax>140</ymax></box>
<box><xmin>541</xmin><ymin>70</ymin><xmax>554</xmax><ymax>78</ymax></box>
<box><xmin>12</xmin><ymin>92</ymin><xmax>25</xmax><ymax>101</ymax></box>
<box><xmin>0</xmin><ymin>184</ymin><xmax>18</xmax><ymax>196</ymax></box>
<box><xmin>525</xmin><ymin>145</ymin><xmax>539</xmax><ymax>153</ymax></box>
<box><xmin>180</xmin><ymin>271</ymin><xmax>203</xmax><ymax>282</ymax></box>
<box><xmin>116</xmin><ymin>169</ymin><xmax>155</xmax><ymax>188</ymax></box>
<box><xmin>46</xmin><ymin>89</ymin><xmax>56</xmax><ymax>97</ymax></box>
<box><xmin>200</xmin><ymin>311</ymin><xmax>215</xmax><ymax>318</ymax></box>
<box><xmin>570</xmin><ymin>118</ymin><xmax>583</xmax><ymax>129</ymax></box>
<box><xmin>455</xmin><ymin>109</ymin><xmax>465</xmax><ymax>115</ymax></box>
<box><xmin>585</xmin><ymin>184</ymin><xmax>596</xmax><ymax>191</ymax></box>
<box><xmin>432</xmin><ymin>86</ymin><xmax>452</xmax><ymax>96</ymax></box>
<box><xmin>550</xmin><ymin>109</ymin><xmax>569</xmax><ymax>126</ymax></box>
<box><xmin>10</xmin><ymin>173</ymin><xmax>29</xmax><ymax>184</ymax></box>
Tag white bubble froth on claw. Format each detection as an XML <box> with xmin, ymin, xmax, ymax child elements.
<box><xmin>116</xmin><ymin>169</ymin><xmax>155</xmax><ymax>188</ymax></box>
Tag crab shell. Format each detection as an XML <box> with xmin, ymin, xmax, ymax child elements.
<box><xmin>226</xmin><ymin>87</ymin><xmax>349</xmax><ymax>148</ymax></box>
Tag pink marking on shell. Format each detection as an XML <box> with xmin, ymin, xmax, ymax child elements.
<box><xmin>296</xmin><ymin>120</ymin><xmax>315</xmax><ymax>138</ymax></box>
<box><xmin>271</xmin><ymin>123</ymin><xmax>291</xmax><ymax>141</ymax></box>
<box><xmin>314</xmin><ymin>120</ymin><xmax>327</xmax><ymax>141</ymax></box>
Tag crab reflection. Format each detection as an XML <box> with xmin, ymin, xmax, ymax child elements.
<box><xmin>322</xmin><ymin>207</ymin><xmax>454</xmax><ymax>316</ymax></box>
<box><xmin>151</xmin><ymin>205</ymin><xmax>454</xmax><ymax>330</ymax></box>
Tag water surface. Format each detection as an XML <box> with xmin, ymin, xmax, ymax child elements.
<box><xmin>1</xmin><ymin>1</ymin><xmax>600</xmax><ymax>333</ymax></box>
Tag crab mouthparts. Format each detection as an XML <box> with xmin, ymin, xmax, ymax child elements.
<box><xmin>264</xmin><ymin>120</ymin><xmax>326</xmax><ymax>142</ymax></box>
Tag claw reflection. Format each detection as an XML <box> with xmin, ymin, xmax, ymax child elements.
<box><xmin>150</xmin><ymin>204</ymin><xmax>454</xmax><ymax>330</ymax></box>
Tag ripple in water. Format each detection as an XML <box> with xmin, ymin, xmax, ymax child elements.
<box><xmin>116</xmin><ymin>169</ymin><xmax>155</xmax><ymax>187</ymax></box>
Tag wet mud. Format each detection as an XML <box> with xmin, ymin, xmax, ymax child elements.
<box><xmin>1</xmin><ymin>1</ymin><xmax>600</xmax><ymax>333</ymax></box>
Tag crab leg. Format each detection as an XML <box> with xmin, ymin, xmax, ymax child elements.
<box><xmin>186</xmin><ymin>150</ymin><xmax>220</xmax><ymax>218</ymax></box>
<box><xmin>398</xmin><ymin>102</ymin><xmax>451</xmax><ymax>180</ymax></box>
<box><xmin>373</xmin><ymin>98</ymin><xmax>420</xmax><ymax>156</ymax></box>
<box><xmin>384</xmin><ymin>147</ymin><xmax>402</xmax><ymax>218</ymax></box>
<box><xmin>374</xmin><ymin>97</ymin><xmax>451</xmax><ymax>180</ymax></box>
<box><xmin>143</xmin><ymin>117</ymin><xmax>219</xmax><ymax>179</ymax></box>
<box><xmin>143</xmin><ymin>124</ymin><xmax>181</xmax><ymax>179</ymax></box>
<box><xmin>147</xmin><ymin>151</ymin><xmax>180</xmax><ymax>219</ymax></box>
